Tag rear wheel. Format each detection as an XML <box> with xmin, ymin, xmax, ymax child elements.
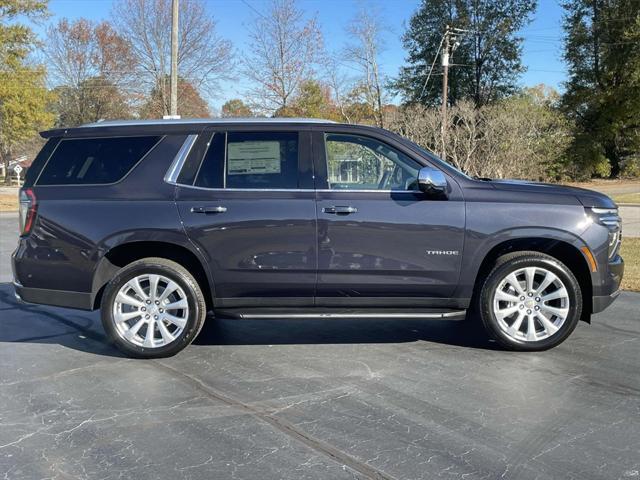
<box><xmin>479</xmin><ymin>251</ymin><xmax>582</xmax><ymax>351</ymax></box>
<box><xmin>100</xmin><ymin>257</ymin><xmax>206</xmax><ymax>358</ymax></box>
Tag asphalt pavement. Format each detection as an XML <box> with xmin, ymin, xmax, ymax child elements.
<box><xmin>1</xmin><ymin>212</ymin><xmax>639</xmax><ymax>480</ymax></box>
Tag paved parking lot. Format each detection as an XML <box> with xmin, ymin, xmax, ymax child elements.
<box><xmin>1</xmin><ymin>213</ymin><xmax>639</xmax><ymax>480</ymax></box>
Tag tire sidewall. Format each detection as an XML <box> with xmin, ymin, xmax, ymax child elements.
<box><xmin>480</xmin><ymin>256</ymin><xmax>582</xmax><ymax>351</ymax></box>
<box><xmin>101</xmin><ymin>261</ymin><xmax>203</xmax><ymax>358</ymax></box>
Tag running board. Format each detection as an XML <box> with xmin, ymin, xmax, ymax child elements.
<box><xmin>215</xmin><ymin>309</ymin><xmax>467</xmax><ymax>320</ymax></box>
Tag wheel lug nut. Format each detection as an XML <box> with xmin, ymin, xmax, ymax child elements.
<box><xmin>535</xmin><ymin>297</ymin><xmax>540</xmax><ymax>302</ymax></box>
<box><xmin>145</xmin><ymin>314</ymin><xmax>150</xmax><ymax>319</ymax></box>
<box><xmin>528</xmin><ymin>292</ymin><xmax>533</xmax><ymax>297</ymax></box>
<box><xmin>146</xmin><ymin>300</ymin><xmax>151</xmax><ymax>304</ymax></box>
<box><xmin>527</xmin><ymin>309</ymin><xmax>532</xmax><ymax>314</ymax></box>
<box><xmin>520</xmin><ymin>296</ymin><xmax>525</xmax><ymax>301</ymax></box>
<box><xmin>159</xmin><ymin>308</ymin><xmax>164</xmax><ymax>313</ymax></box>
<box><xmin>535</xmin><ymin>306</ymin><xmax>540</xmax><ymax>311</ymax></box>
<box><xmin>155</xmin><ymin>300</ymin><xmax>159</xmax><ymax>305</ymax></box>
<box><xmin>141</xmin><ymin>307</ymin><xmax>146</xmax><ymax>311</ymax></box>
<box><xmin>519</xmin><ymin>304</ymin><xmax>524</xmax><ymax>309</ymax></box>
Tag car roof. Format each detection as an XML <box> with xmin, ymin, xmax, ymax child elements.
<box><xmin>40</xmin><ymin>117</ymin><xmax>342</xmax><ymax>138</ymax></box>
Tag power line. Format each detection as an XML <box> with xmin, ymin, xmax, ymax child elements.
<box><xmin>418</xmin><ymin>34</ymin><xmax>445</xmax><ymax>100</ymax></box>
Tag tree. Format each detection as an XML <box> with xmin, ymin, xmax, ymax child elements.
<box><xmin>323</xmin><ymin>56</ymin><xmax>353</xmax><ymax>122</ymax></box>
<box><xmin>392</xmin><ymin>0</ymin><xmax>536</xmax><ymax>107</ymax></box>
<box><xmin>139</xmin><ymin>77</ymin><xmax>210</xmax><ymax>118</ymax></box>
<box><xmin>0</xmin><ymin>0</ymin><xmax>47</xmax><ymax>67</ymax></box>
<box><xmin>562</xmin><ymin>0</ymin><xmax>640</xmax><ymax>177</ymax></box>
<box><xmin>53</xmin><ymin>77</ymin><xmax>130</xmax><ymax>126</ymax></box>
<box><xmin>344</xmin><ymin>6</ymin><xmax>387</xmax><ymax>127</ymax></box>
<box><xmin>112</xmin><ymin>0</ymin><xmax>233</xmax><ymax>117</ymax></box>
<box><xmin>221</xmin><ymin>99</ymin><xmax>254</xmax><ymax>117</ymax></box>
<box><xmin>274</xmin><ymin>79</ymin><xmax>339</xmax><ymax>119</ymax></box>
<box><xmin>0</xmin><ymin>0</ymin><xmax>55</xmax><ymax>184</ymax></box>
<box><xmin>45</xmin><ymin>18</ymin><xmax>134</xmax><ymax>125</ymax></box>
<box><xmin>387</xmin><ymin>86</ymin><xmax>571</xmax><ymax>181</ymax></box>
<box><xmin>342</xmin><ymin>83</ymin><xmax>380</xmax><ymax>125</ymax></box>
<box><xmin>244</xmin><ymin>0</ymin><xmax>323</xmax><ymax>113</ymax></box>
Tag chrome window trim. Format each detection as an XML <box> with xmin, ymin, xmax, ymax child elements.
<box><xmin>316</xmin><ymin>189</ymin><xmax>419</xmax><ymax>194</ymax></box>
<box><xmin>164</xmin><ymin>134</ymin><xmax>198</xmax><ymax>185</ymax></box>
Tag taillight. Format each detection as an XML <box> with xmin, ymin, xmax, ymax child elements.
<box><xmin>19</xmin><ymin>188</ymin><xmax>37</xmax><ymax>236</ymax></box>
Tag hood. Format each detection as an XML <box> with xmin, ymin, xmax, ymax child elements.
<box><xmin>487</xmin><ymin>179</ymin><xmax>617</xmax><ymax>209</ymax></box>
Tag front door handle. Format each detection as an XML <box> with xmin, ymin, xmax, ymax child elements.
<box><xmin>191</xmin><ymin>206</ymin><xmax>227</xmax><ymax>214</ymax></box>
<box><xmin>322</xmin><ymin>206</ymin><xmax>358</xmax><ymax>215</ymax></box>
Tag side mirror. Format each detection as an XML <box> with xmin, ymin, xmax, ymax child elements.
<box><xmin>417</xmin><ymin>167</ymin><xmax>448</xmax><ymax>197</ymax></box>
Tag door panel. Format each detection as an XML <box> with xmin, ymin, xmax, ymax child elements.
<box><xmin>177</xmin><ymin>189</ymin><xmax>316</xmax><ymax>304</ymax></box>
<box><xmin>176</xmin><ymin>130</ymin><xmax>316</xmax><ymax>306</ymax></box>
<box><xmin>314</xmin><ymin>131</ymin><xmax>465</xmax><ymax>304</ymax></box>
<box><xmin>316</xmin><ymin>191</ymin><xmax>465</xmax><ymax>300</ymax></box>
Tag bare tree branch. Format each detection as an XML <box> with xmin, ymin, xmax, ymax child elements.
<box><xmin>244</xmin><ymin>0</ymin><xmax>323</xmax><ymax>114</ymax></box>
<box><xmin>112</xmin><ymin>0</ymin><xmax>234</xmax><ymax>116</ymax></box>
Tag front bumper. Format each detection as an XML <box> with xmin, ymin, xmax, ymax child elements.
<box><xmin>592</xmin><ymin>289</ymin><xmax>622</xmax><ymax>314</ymax></box>
<box><xmin>592</xmin><ymin>255</ymin><xmax>624</xmax><ymax>314</ymax></box>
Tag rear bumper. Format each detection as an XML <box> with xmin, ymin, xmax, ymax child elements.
<box><xmin>13</xmin><ymin>282</ymin><xmax>94</xmax><ymax>310</ymax></box>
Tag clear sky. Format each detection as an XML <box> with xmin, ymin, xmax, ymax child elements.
<box><xmin>38</xmin><ymin>0</ymin><xmax>568</xmax><ymax>108</ymax></box>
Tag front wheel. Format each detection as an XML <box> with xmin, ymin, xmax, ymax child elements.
<box><xmin>100</xmin><ymin>257</ymin><xmax>207</xmax><ymax>358</ymax></box>
<box><xmin>479</xmin><ymin>251</ymin><xmax>582</xmax><ymax>351</ymax></box>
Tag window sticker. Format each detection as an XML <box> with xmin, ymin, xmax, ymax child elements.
<box><xmin>227</xmin><ymin>141</ymin><xmax>281</xmax><ymax>175</ymax></box>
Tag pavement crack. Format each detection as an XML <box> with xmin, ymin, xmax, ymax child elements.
<box><xmin>153</xmin><ymin>360</ymin><xmax>396</xmax><ymax>480</ymax></box>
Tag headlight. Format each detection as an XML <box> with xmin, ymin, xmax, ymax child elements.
<box><xmin>587</xmin><ymin>207</ymin><xmax>622</xmax><ymax>259</ymax></box>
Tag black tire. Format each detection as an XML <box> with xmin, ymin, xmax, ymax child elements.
<box><xmin>478</xmin><ymin>251</ymin><xmax>582</xmax><ymax>351</ymax></box>
<box><xmin>100</xmin><ymin>257</ymin><xmax>207</xmax><ymax>358</ymax></box>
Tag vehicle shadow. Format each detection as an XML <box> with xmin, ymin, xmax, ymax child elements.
<box><xmin>0</xmin><ymin>283</ymin><xmax>497</xmax><ymax>356</ymax></box>
<box><xmin>194</xmin><ymin>314</ymin><xmax>495</xmax><ymax>349</ymax></box>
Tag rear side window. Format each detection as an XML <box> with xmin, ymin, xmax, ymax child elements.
<box><xmin>23</xmin><ymin>138</ymin><xmax>60</xmax><ymax>187</ymax></box>
<box><xmin>195</xmin><ymin>131</ymin><xmax>299</xmax><ymax>189</ymax></box>
<box><xmin>37</xmin><ymin>136</ymin><xmax>161</xmax><ymax>185</ymax></box>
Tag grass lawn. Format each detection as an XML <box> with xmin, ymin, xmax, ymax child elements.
<box><xmin>612</xmin><ymin>192</ymin><xmax>640</xmax><ymax>204</ymax></box>
<box><xmin>620</xmin><ymin>238</ymin><xmax>639</xmax><ymax>292</ymax></box>
<box><xmin>0</xmin><ymin>193</ymin><xmax>17</xmax><ymax>212</ymax></box>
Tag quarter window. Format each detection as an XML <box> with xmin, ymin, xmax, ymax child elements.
<box><xmin>37</xmin><ymin>136</ymin><xmax>161</xmax><ymax>185</ymax></box>
<box><xmin>324</xmin><ymin>134</ymin><xmax>420</xmax><ymax>191</ymax></box>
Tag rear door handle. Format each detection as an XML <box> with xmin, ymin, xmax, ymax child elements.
<box><xmin>191</xmin><ymin>206</ymin><xmax>227</xmax><ymax>214</ymax></box>
<box><xmin>322</xmin><ymin>206</ymin><xmax>358</xmax><ymax>215</ymax></box>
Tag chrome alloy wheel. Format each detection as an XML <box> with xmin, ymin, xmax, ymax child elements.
<box><xmin>112</xmin><ymin>274</ymin><xmax>189</xmax><ymax>348</ymax></box>
<box><xmin>492</xmin><ymin>267</ymin><xmax>570</xmax><ymax>342</ymax></box>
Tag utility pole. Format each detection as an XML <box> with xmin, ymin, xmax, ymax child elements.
<box><xmin>440</xmin><ymin>25</ymin><xmax>451</xmax><ymax>160</ymax></box>
<box><xmin>169</xmin><ymin>0</ymin><xmax>179</xmax><ymax>117</ymax></box>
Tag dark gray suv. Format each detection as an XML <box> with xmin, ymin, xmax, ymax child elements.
<box><xmin>12</xmin><ymin>118</ymin><xmax>624</xmax><ymax>357</ymax></box>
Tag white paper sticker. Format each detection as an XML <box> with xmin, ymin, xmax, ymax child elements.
<box><xmin>227</xmin><ymin>141</ymin><xmax>281</xmax><ymax>175</ymax></box>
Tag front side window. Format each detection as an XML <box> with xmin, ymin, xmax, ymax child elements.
<box><xmin>37</xmin><ymin>136</ymin><xmax>161</xmax><ymax>185</ymax></box>
<box><xmin>194</xmin><ymin>131</ymin><xmax>299</xmax><ymax>189</ymax></box>
<box><xmin>324</xmin><ymin>134</ymin><xmax>420</xmax><ymax>191</ymax></box>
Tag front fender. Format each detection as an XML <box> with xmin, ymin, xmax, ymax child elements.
<box><xmin>456</xmin><ymin>226</ymin><xmax>591</xmax><ymax>300</ymax></box>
